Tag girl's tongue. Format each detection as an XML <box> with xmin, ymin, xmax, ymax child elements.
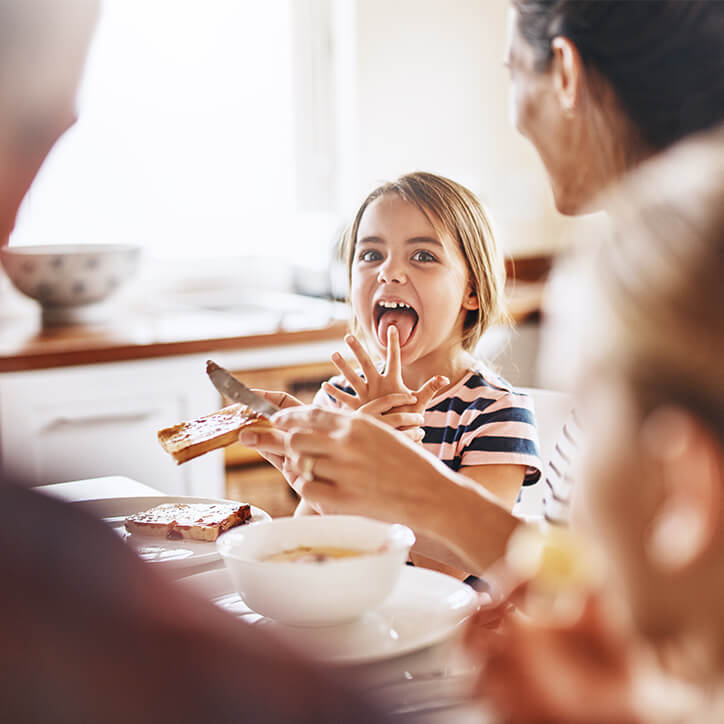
<box><xmin>376</xmin><ymin>308</ymin><xmax>417</xmax><ymax>346</ymax></box>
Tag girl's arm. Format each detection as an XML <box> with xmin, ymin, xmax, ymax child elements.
<box><xmin>458</xmin><ymin>464</ymin><xmax>526</xmax><ymax>511</ymax></box>
<box><xmin>409</xmin><ymin>464</ymin><xmax>526</xmax><ymax>575</ymax></box>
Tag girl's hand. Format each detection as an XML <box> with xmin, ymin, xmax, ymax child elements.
<box><xmin>357</xmin><ymin>393</ymin><xmax>426</xmax><ymax>443</ymax></box>
<box><xmin>321</xmin><ymin>328</ymin><xmax>447</xmax><ymax>439</ymax></box>
<box><xmin>465</xmin><ymin>594</ymin><xmax>641</xmax><ymax>724</ymax></box>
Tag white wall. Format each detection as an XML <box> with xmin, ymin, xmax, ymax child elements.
<box><xmin>338</xmin><ymin>0</ymin><xmax>572</xmax><ymax>257</ymax></box>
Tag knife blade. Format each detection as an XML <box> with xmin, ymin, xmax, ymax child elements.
<box><xmin>206</xmin><ymin>360</ymin><xmax>281</xmax><ymax>419</ymax></box>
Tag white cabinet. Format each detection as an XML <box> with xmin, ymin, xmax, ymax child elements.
<box><xmin>0</xmin><ymin>339</ymin><xmax>344</xmax><ymax>498</ymax></box>
<box><xmin>0</xmin><ymin>356</ymin><xmax>222</xmax><ymax>497</ymax></box>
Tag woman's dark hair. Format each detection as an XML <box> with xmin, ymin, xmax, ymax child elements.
<box><xmin>512</xmin><ymin>0</ymin><xmax>724</xmax><ymax>149</ymax></box>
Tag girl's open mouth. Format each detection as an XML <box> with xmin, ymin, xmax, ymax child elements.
<box><xmin>374</xmin><ymin>300</ymin><xmax>419</xmax><ymax>347</ymax></box>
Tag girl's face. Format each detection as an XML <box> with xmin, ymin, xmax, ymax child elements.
<box><xmin>350</xmin><ymin>193</ymin><xmax>474</xmax><ymax>368</ymax></box>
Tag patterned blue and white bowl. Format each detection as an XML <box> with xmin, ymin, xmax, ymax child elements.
<box><xmin>0</xmin><ymin>243</ymin><xmax>141</xmax><ymax>323</ymax></box>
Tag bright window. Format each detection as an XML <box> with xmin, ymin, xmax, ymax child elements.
<box><xmin>12</xmin><ymin>0</ymin><xmax>338</xmax><ymax>266</ymax></box>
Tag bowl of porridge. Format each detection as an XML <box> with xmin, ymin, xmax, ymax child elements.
<box><xmin>217</xmin><ymin>515</ymin><xmax>415</xmax><ymax>626</ymax></box>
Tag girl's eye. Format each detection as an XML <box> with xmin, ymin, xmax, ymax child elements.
<box><xmin>358</xmin><ymin>249</ymin><xmax>382</xmax><ymax>262</ymax></box>
<box><xmin>412</xmin><ymin>250</ymin><xmax>437</xmax><ymax>263</ymax></box>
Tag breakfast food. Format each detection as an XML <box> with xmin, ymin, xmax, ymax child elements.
<box><xmin>157</xmin><ymin>403</ymin><xmax>271</xmax><ymax>464</ymax></box>
<box><xmin>124</xmin><ymin>502</ymin><xmax>252</xmax><ymax>541</ymax></box>
<box><xmin>262</xmin><ymin>546</ymin><xmax>369</xmax><ymax>564</ymax></box>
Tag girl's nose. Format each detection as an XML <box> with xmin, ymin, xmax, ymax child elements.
<box><xmin>378</xmin><ymin>258</ymin><xmax>406</xmax><ymax>284</ymax></box>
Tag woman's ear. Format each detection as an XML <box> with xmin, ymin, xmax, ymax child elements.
<box><xmin>641</xmin><ymin>407</ymin><xmax>722</xmax><ymax>573</ymax></box>
<box><xmin>462</xmin><ymin>283</ymin><xmax>479</xmax><ymax>311</ymax></box>
<box><xmin>550</xmin><ymin>36</ymin><xmax>584</xmax><ymax>115</ymax></box>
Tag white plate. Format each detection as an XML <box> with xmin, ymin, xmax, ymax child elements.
<box><xmin>80</xmin><ymin>495</ymin><xmax>271</xmax><ymax>569</ymax></box>
<box><xmin>179</xmin><ymin>565</ymin><xmax>479</xmax><ymax>664</ymax></box>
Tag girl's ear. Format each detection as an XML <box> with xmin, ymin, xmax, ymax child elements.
<box><xmin>550</xmin><ymin>36</ymin><xmax>584</xmax><ymax>116</ymax></box>
<box><xmin>641</xmin><ymin>407</ymin><xmax>722</xmax><ymax>573</ymax></box>
<box><xmin>462</xmin><ymin>283</ymin><xmax>479</xmax><ymax>311</ymax></box>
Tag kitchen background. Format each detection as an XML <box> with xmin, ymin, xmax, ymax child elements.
<box><xmin>4</xmin><ymin>0</ymin><xmax>571</xmax><ymax>297</ymax></box>
<box><xmin>0</xmin><ymin>0</ymin><xmax>575</xmax><ymax>513</ymax></box>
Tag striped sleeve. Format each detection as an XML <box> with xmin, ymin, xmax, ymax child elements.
<box><xmin>542</xmin><ymin>410</ymin><xmax>582</xmax><ymax>527</ymax></box>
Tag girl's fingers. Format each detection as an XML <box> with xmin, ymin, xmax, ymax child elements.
<box><xmin>321</xmin><ymin>381</ymin><xmax>362</xmax><ymax>410</ymax></box>
<box><xmin>385</xmin><ymin>325</ymin><xmax>403</xmax><ymax>382</ymax></box>
<box><xmin>330</xmin><ymin>352</ymin><xmax>367</xmax><ymax>399</ymax></box>
<box><xmin>378</xmin><ymin>412</ymin><xmax>425</xmax><ymax>429</ymax></box>
<box><xmin>344</xmin><ymin>334</ymin><xmax>379</xmax><ymax>385</ymax></box>
<box><xmin>358</xmin><ymin>393</ymin><xmax>417</xmax><ymax>416</ymax></box>
<box><xmin>414</xmin><ymin>374</ymin><xmax>449</xmax><ymax>409</ymax></box>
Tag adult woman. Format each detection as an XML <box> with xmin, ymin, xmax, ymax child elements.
<box><xmin>244</xmin><ymin>0</ymin><xmax>724</xmax><ymax>575</ymax></box>
<box><xmin>468</xmin><ymin>125</ymin><xmax>724</xmax><ymax>724</ymax></box>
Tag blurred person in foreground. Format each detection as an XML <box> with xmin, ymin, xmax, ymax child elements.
<box><xmin>465</xmin><ymin>127</ymin><xmax>724</xmax><ymax>723</ymax></box>
<box><xmin>0</xmin><ymin>2</ymin><xmax>388</xmax><ymax>721</ymax></box>
<box><xmin>252</xmin><ymin>0</ymin><xmax>724</xmax><ymax>580</ymax></box>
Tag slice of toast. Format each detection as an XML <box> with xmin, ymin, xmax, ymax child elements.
<box><xmin>157</xmin><ymin>403</ymin><xmax>271</xmax><ymax>464</ymax></box>
<box><xmin>124</xmin><ymin>502</ymin><xmax>252</xmax><ymax>541</ymax></box>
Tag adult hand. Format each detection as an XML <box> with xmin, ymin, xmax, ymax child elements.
<box><xmin>271</xmin><ymin>405</ymin><xmax>447</xmax><ymax>526</ymax></box>
<box><xmin>238</xmin><ymin>389</ymin><xmax>302</xmax><ymax>473</ymax></box>
<box><xmin>321</xmin><ymin>328</ymin><xmax>447</xmax><ymax>440</ymax></box>
<box><xmin>466</xmin><ymin>594</ymin><xmax>641</xmax><ymax>724</ymax></box>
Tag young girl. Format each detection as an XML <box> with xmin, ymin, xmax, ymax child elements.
<box><xmin>295</xmin><ymin>172</ymin><xmax>543</xmax><ymax>573</ymax></box>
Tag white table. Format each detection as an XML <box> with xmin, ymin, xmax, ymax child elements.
<box><xmin>37</xmin><ymin>475</ymin><xmax>166</xmax><ymax>503</ymax></box>
<box><xmin>37</xmin><ymin>476</ymin><xmax>495</xmax><ymax>723</ymax></box>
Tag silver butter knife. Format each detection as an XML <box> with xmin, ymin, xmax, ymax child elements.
<box><xmin>206</xmin><ymin>360</ymin><xmax>280</xmax><ymax>419</ymax></box>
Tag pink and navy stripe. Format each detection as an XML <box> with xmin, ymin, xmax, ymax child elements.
<box><xmin>317</xmin><ymin>367</ymin><xmax>542</xmax><ymax>486</ymax></box>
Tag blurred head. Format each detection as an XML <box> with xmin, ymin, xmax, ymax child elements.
<box><xmin>342</xmin><ymin>172</ymin><xmax>505</xmax><ymax>364</ymax></box>
<box><xmin>0</xmin><ymin>0</ymin><xmax>99</xmax><ymax>244</ymax></box>
<box><xmin>575</xmin><ymin>128</ymin><xmax>724</xmax><ymax>654</ymax></box>
<box><xmin>506</xmin><ymin>0</ymin><xmax>724</xmax><ymax>215</ymax></box>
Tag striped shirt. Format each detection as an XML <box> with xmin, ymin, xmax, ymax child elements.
<box><xmin>542</xmin><ymin>410</ymin><xmax>583</xmax><ymax>526</ymax></box>
<box><xmin>315</xmin><ymin>366</ymin><xmax>543</xmax><ymax>486</ymax></box>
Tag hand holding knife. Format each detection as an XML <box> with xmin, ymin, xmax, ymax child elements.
<box><xmin>206</xmin><ymin>360</ymin><xmax>281</xmax><ymax>420</ymax></box>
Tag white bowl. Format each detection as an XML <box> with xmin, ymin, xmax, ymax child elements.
<box><xmin>217</xmin><ymin>515</ymin><xmax>415</xmax><ymax>627</ymax></box>
<box><xmin>0</xmin><ymin>243</ymin><xmax>141</xmax><ymax>324</ymax></box>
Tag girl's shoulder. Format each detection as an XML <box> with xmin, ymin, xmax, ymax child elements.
<box><xmin>427</xmin><ymin>363</ymin><xmax>530</xmax><ymax>413</ymax></box>
<box><xmin>450</xmin><ymin>363</ymin><xmax>530</xmax><ymax>401</ymax></box>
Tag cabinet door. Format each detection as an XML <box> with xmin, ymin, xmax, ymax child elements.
<box><xmin>0</xmin><ymin>357</ymin><xmax>223</xmax><ymax>497</ymax></box>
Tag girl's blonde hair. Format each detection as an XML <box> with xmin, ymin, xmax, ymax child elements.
<box><xmin>593</xmin><ymin>127</ymin><xmax>724</xmax><ymax>436</ymax></box>
<box><xmin>342</xmin><ymin>171</ymin><xmax>507</xmax><ymax>352</ymax></box>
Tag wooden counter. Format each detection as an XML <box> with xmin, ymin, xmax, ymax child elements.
<box><xmin>0</xmin><ymin>281</ymin><xmax>544</xmax><ymax>373</ymax></box>
<box><xmin>0</xmin><ymin>310</ymin><xmax>349</xmax><ymax>373</ymax></box>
